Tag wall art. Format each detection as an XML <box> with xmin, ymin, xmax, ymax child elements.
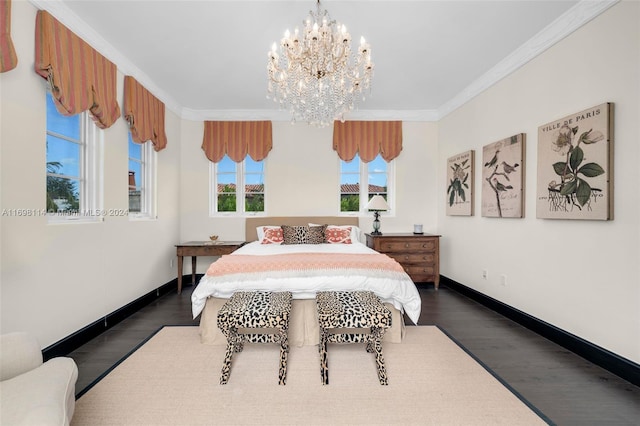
<box><xmin>446</xmin><ymin>150</ymin><xmax>474</xmax><ymax>216</ymax></box>
<box><xmin>481</xmin><ymin>134</ymin><xmax>525</xmax><ymax>218</ymax></box>
<box><xmin>536</xmin><ymin>103</ymin><xmax>613</xmax><ymax>220</ymax></box>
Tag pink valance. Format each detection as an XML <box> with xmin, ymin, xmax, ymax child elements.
<box><xmin>202</xmin><ymin>121</ymin><xmax>273</xmax><ymax>163</ymax></box>
<box><xmin>124</xmin><ymin>76</ymin><xmax>167</xmax><ymax>151</ymax></box>
<box><xmin>0</xmin><ymin>0</ymin><xmax>18</xmax><ymax>73</ymax></box>
<box><xmin>34</xmin><ymin>10</ymin><xmax>120</xmax><ymax>129</ymax></box>
<box><xmin>333</xmin><ymin>121</ymin><xmax>403</xmax><ymax>163</ymax></box>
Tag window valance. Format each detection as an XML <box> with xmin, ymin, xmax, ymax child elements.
<box><xmin>0</xmin><ymin>0</ymin><xmax>17</xmax><ymax>73</ymax></box>
<box><xmin>124</xmin><ymin>76</ymin><xmax>167</xmax><ymax>151</ymax></box>
<box><xmin>202</xmin><ymin>121</ymin><xmax>273</xmax><ymax>163</ymax></box>
<box><xmin>333</xmin><ymin>121</ymin><xmax>403</xmax><ymax>163</ymax></box>
<box><xmin>35</xmin><ymin>10</ymin><xmax>120</xmax><ymax>129</ymax></box>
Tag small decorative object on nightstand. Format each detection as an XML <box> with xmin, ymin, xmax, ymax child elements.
<box><xmin>366</xmin><ymin>195</ymin><xmax>390</xmax><ymax>235</ymax></box>
<box><xmin>366</xmin><ymin>233</ymin><xmax>441</xmax><ymax>289</ymax></box>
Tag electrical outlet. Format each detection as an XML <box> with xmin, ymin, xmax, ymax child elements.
<box><xmin>500</xmin><ymin>274</ymin><xmax>507</xmax><ymax>286</ymax></box>
<box><xmin>482</xmin><ymin>270</ymin><xmax>488</xmax><ymax>280</ymax></box>
<box><xmin>170</xmin><ymin>259</ymin><xmax>174</xmax><ymax>269</ymax></box>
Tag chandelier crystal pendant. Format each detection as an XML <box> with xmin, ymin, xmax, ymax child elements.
<box><xmin>267</xmin><ymin>0</ymin><xmax>373</xmax><ymax>127</ymax></box>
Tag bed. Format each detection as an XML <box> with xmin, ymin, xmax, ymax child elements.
<box><xmin>191</xmin><ymin>217</ymin><xmax>422</xmax><ymax>346</ymax></box>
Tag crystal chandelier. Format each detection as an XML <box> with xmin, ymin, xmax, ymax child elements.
<box><xmin>267</xmin><ymin>0</ymin><xmax>373</xmax><ymax>127</ymax></box>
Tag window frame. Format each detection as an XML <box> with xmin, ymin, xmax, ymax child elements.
<box><xmin>128</xmin><ymin>134</ymin><xmax>157</xmax><ymax>220</ymax></box>
<box><xmin>338</xmin><ymin>154</ymin><xmax>395</xmax><ymax>216</ymax></box>
<box><xmin>46</xmin><ymin>91</ymin><xmax>104</xmax><ymax>224</ymax></box>
<box><xmin>209</xmin><ymin>156</ymin><xmax>267</xmax><ymax>217</ymax></box>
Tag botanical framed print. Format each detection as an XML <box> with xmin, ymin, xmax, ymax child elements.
<box><xmin>446</xmin><ymin>150</ymin><xmax>474</xmax><ymax>216</ymax></box>
<box><xmin>536</xmin><ymin>103</ymin><xmax>613</xmax><ymax>220</ymax></box>
<box><xmin>481</xmin><ymin>134</ymin><xmax>525</xmax><ymax>218</ymax></box>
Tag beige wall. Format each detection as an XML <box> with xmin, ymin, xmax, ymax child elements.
<box><xmin>438</xmin><ymin>1</ymin><xmax>639</xmax><ymax>363</ymax></box>
<box><xmin>180</xmin><ymin>120</ymin><xmax>439</xmax><ymax>272</ymax></box>
<box><xmin>0</xmin><ymin>1</ymin><xmax>181</xmax><ymax>347</ymax></box>
<box><xmin>1</xmin><ymin>0</ymin><xmax>637</xmax><ymax>367</ymax></box>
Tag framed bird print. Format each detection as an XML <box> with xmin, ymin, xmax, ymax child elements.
<box><xmin>481</xmin><ymin>134</ymin><xmax>525</xmax><ymax>218</ymax></box>
<box><xmin>446</xmin><ymin>150</ymin><xmax>474</xmax><ymax>216</ymax></box>
<box><xmin>536</xmin><ymin>103</ymin><xmax>613</xmax><ymax>220</ymax></box>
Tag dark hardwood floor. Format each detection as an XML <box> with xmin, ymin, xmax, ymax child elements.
<box><xmin>68</xmin><ymin>284</ymin><xmax>640</xmax><ymax>425</ymax></box>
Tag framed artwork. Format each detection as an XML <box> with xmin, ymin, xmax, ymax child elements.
<box><xmin>446</xmin><ymin>150</ymin><xmax>474</xmax><ymax>216</ymax></box>
<box><xmin>481</xmin><ymin>134</ymin><xmax>525</xmax><ymax>218</ymax></box>
<box><xmin>536</xmin><ymin>103</ymin><xmax>613</xmax><ymax>220</ymax></box>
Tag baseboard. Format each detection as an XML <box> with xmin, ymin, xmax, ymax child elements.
<box><xmin>441</xmin><ymin>276</ymin><xmax>640</xmax><ymax>388</ymax></box>
<box><xmin>42</xmin><ymin>278</ymin><xmax>179</xmax><ymax>361</ymax></box>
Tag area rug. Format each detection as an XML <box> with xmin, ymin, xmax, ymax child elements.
<box><xmin>71</xmin><ymin>326</ymin><xmax>550</xmax><ymax>425</ymax></box>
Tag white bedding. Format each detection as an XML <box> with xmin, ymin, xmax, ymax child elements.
<box><xmin>191</xmin><ymin>241</ymin><xmax>422</xmax><ymax>324</ymax></box>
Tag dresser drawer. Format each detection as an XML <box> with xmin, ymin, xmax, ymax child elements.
<box><xmin>366</xmin><ymin>233</ymin><xmax>441</xmax><ymax>289</ymax></box>
<box><xmin>403</xmin><ymin>265</ymin><xmax>436</xmax><ymax>276</ymax></box>
<box><xmin>387</xmin><ymin>253</ymin><xmax>436</xmax><ymax>265</ymax></box>
<box><xmin>407</xmin><ymin>272</ymin><xmax>437</xmax><ymax>283</ymax></box>
<box><xmin>378</xmin><ymin>240</ymin><xmax>436</xmax><ymax>253</ymax></box>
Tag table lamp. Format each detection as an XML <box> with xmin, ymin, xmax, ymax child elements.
<box><xmin>366</xmin><ymin>195</ymin><xmax>390</xmax><ymax>235</ymax></box>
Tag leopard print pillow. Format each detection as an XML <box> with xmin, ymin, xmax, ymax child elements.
<box><xmin>282</xmin><ymin>225</ymin><xmax>309</xmax><ymax>244</ymax></box>
<box><xmin>307</xmin><ymin>225</ymin><xmax>327</xmax><ymax>244</ymax></box>
<box><xmin>281</xmin><ymin>225</ymin><xmax>327</xmax><ymax>244</ymax></box>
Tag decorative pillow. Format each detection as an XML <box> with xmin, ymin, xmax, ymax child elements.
<box><xmin>307</xmin><ymin>225</ymin><xmax>327</xmax><ymax>244</ymax></box>
<box><xmin>261</xmin><ymin>227</ymin><xmax>284</xmax><ymax>244</ymax></box>
<box><xmin>325</xmin><ymin>226</ymin><xmax>352</xmax><ymax>244</ymax></box>
<box><xmin>256</xmin><ymin>226</ymin><xmax>280</xmax><ymax>242</ymax></box>
<box><xmin>311</xmin><ymin>223</ymin><xmax>362</xmax><ymax>243</ymax></box>
<box><xmin>282</xmin><ymin>225</ymin><xmax>310</xmax><ymax>245</ymax></box>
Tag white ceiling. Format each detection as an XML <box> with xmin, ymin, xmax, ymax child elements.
<box><xmin>34</xmin><ymin>0</ymin><xmax>617</xmax><ymax>121</ymax></box>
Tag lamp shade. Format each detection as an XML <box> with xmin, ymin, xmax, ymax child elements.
<box><xmin>366</xmin><ymin>195</ymin><xmax>390</xmax><ymax>211</ymax></box>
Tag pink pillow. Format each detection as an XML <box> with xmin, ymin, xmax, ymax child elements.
<box><xmin>325</xmin><ymin>226</ymin><xmax>352</xmax><ymax>244</ymax></box>
<box><xmin>261</xmin><ymin>227</ymin><xmax>284</xmax><ymax>244</ymax></box>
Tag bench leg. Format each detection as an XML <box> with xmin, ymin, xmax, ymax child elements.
<box><xmin>319</xmin><ymin>328</ymin><xmax>329</xmax><ymax>385</ymax></box>
<box><xmin>371</xmin><ymin>327</ymin><xmax>388</xmax><ymax>385</ymax></box>
<box><xmin>220</xmin><ymin>328</ymin><xmax>238</xmax><ymax>385</ymax></box>
<box><xmin>278</xmin><ymin>329</ymin><xmax>289</xmax><ymax>385</ymax></box>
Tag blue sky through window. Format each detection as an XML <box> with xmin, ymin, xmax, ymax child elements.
<box><xmin>340</xmin><ymin>154</ymin><xmax>387</xmax><ymax>188</ymax></box>
<box><xmin>244</xmin><ymin>157</ymin><xmax>264</xmax><ymax>186</ymax></box>
<box><xmin>128</xmin><ymin>134</ymin><xmax>142</xmax><ymax>188</ymax></box>
<box><xmin>46</xmin><ymin>93</ymin><xmax>80</xmax><ymax>179</ymax></box>
<box><xmin>216</xmin><ymin>156</ymin><xmax>264</xmax><ymax>186</ymax></box>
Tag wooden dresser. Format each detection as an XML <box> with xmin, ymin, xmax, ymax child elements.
<box><xmin>366</xmin><ymin>233</ymin><xmax>441</xmax><ymax>289</ymax></box>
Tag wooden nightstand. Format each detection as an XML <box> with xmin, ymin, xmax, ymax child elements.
<box><xmin>175</xmin><ymin>241</ymin><xmax>246</xmax><ymax>294</ymax></box>
<box><xmin>366</xmin><ymin>233</ymin><xmax>441</xmax><ymax>289</ymax></box>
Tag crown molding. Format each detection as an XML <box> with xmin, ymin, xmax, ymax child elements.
<box><xmin>181</xmin><ymin>108</ymin><xmax>439</xmax><ymax>122</ymax></box>
<box><xmin>437</xmin><ymin>0</ymin><xmax>620</xmax><ymax>120</ymax></box>
<box><xmin>29</xmin><ymin>0</ymin><xmax>618</xmax><ymax>123</ymax></box>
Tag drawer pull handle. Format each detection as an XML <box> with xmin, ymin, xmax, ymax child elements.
<box><xmin>422</xmin><ymin>244</ymin><xmax>428</xmax><ymax>248</ymax></box>
<box><xmin>404</xmin><ymin>255</ymin><xmax>409</xmax><ymax>260</ymax></box>
<box><xmin>405</xmin><ymin>243</ymin><xmax>410</xmax><ymax>248</ymax></box>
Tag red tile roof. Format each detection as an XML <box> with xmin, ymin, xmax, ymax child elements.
<box><xmin>218</xmin><ymin>183</ymin><xmax>386</xmax><ymax>193</ymax></box>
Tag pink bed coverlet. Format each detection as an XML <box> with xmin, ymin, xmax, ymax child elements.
<box><xmin>205</xmin><ymin>252</ymin><xmax>406</xmax><ymax>277</ymax></box>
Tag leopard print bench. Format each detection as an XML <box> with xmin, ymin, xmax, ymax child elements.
<box><xmin>217</xmin><ymin>291</ymin><xmax>292</xmax><ymax>385</ymax></box>
<box><xmin>315</xmin><ymin>291</ymin><xmax>392</xmax><ymax>385</ymax></box>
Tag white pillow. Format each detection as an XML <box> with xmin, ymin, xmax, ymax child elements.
<box><xmin>256</xmin><ymin>226</ymin><xmax>281</xmax><ymax>242</ymax></box>
<box><xmin>309</xmin><ymin>223</ymin><xmax>363</xmax><ymax>243</ymax></box>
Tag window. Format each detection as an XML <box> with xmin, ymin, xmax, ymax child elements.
<box><xmin>340</xmin><ymin>154</ymin><xmax>393</xmax><ymax>213</ymax></box>
<box><xmin>211</xmin><ymin>156</ymin><xmax>265</xmax><ymax>215</ymax></box>
<box><xmin>46</xmin><ymin>92</ymin><xmax>102</xmax><ymax>222</ymax></box>
<box><xmin>128</xmin><ymin>133</ymin><xmax>156</xmax><ymax>219</ymax></box>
